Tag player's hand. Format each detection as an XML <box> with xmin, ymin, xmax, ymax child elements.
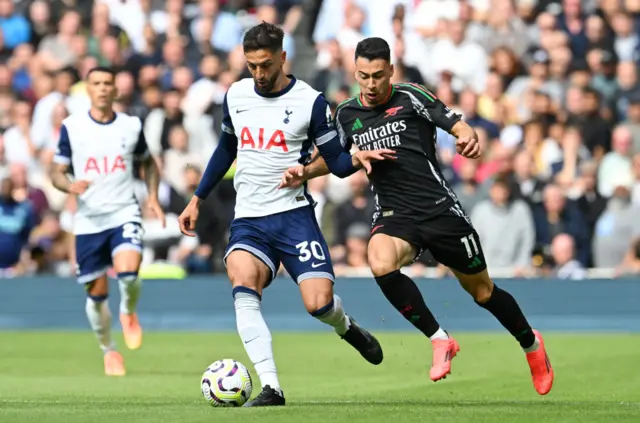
<box><xmin>178</xmin><ymin>199</ymin><xmax>200</xmax><ymax>237</ymax></box>
<box><xmin>456</xmin><ymin>136</ymin><xmax>481</xmax><ymax>159</ymax></box>
<box><xmin>68</xmin><ymin>180</ymin><xmax>91</xmax><ymax>195</ymax></box>
<box><xmin>353</xmin><ymin>149</ymin><xmax>396</xmax><ymax>174</ymax></box>
<box><xmin>147</xmin><ymin>197</ymin><xmax>166</xmax><ymax>228</ymax></box>
<box><xmin>279</xmin><ymin>165</ymin><xmax>306</xmax><ymax>189</ymax></box>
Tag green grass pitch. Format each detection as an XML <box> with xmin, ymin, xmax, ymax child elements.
<box><xmin>0</xmin><ymin>332</ymin><xmax>639</xmax><ymax>422</ymax></box>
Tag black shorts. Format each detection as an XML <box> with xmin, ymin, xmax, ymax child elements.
<box><xmin>371</xmin><ymin>207</ymin><xmax>487</xmax><ymax>275</ymax></box>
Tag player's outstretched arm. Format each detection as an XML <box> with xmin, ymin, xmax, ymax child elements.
<box><xmin>450</xmin><ymin>120</ymin><xmax>481</xmax><ymax>159</ymax></box>
<box><xmin>310</xmin><ymin>94</ymin><xmax>394</xmax><ymax>178</ymax></box>
<box><xmin>398</xmin><ymin>83</ymin><xmax>481</xmax><ymax>159</ymax></box>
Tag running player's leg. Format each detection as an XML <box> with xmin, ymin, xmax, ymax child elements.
<box><xmin>277</xmin><ymin>207</ymin><xmax>382</xmax><ymax>365</ymax></box>
<box><xmin>428</xmin><ymin>208</ymin><xmax>553</xmax><ymax>395</ymax></box>
<box><xmin>225</xmin><ymin>218</ymin><xmax>284</xmax><ymax>407</ymax></box>
<box><xmin>368</xmin><ymin>222</ymin><xmax>456</xmax><ymax>381</ymax></box>
<box><xmin>110</xmin><ymin>223</ymin><xmax>145</xmax><ymax>350</ymax></box>
<box><xmin>76</xmin><ymin>232</ymin><xmax>125</xmax><ymax>376</ymax></box>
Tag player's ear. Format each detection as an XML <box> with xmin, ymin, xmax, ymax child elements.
<box><xmin>280</xmin><ymin>50</ymin><xmax>287</xmax><ymax>68</ymax></box>
<box><xmin>389</xmin><ymin>63</ymin><xmax>395</xmax><ymax>79</ymax></box>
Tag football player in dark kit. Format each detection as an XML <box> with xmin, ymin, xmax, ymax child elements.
<box><xmin>280</xmin><ymin>37</ymin><xmax>554</xmax><ymax>395</ymax></box>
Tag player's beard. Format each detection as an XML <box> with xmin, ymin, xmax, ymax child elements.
<box><xmin>254</xmin><ymin>72</ymin><xmax>280</xmax><ymax>94</ymax></box>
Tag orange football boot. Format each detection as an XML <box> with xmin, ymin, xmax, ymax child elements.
<box><xmin>526</xmin><ymin>330</ymin><xmax>554</xmax><ymax>395</ymax></box>
<box><xmin>104</xmin><ymin>351</ymin><xmax>126</xmax><ymax>376</ymax></box>
<box><xmin>430</xmin><ymin>337</ymin><xmax>460</xmax><ymax>381</ymax></box>
<box><xmin>120</xmin><ymin>313</ymin><xmax>143</xmax><ymax>350</ymax></box>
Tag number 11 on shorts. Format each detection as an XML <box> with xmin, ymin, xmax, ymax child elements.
<box><xmin>460</xmin><ymin>234</ymin><xmax>479</xmax><ymax>258</ymax></box>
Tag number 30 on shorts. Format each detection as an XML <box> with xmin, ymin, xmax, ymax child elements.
<box><xmin>122</xmin><ymin>223</ymin><xmax>143</xmax><ymax>245</ymax></box>
<box><xmin>295</xmin><ymin>241</ymin><xmax>326</xmax><ymax>262</ymax></box>
<box><xmin>460</xmin><ymin>233</ymin><xmax>479</xmax><ymax>258</ymax></box>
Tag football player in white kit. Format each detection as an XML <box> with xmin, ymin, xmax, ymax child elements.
<box><xmin>178</xmin><ymin>23</ymin><xmax>394</xmax><ymax>407</ymax></box>
<box><xmin>50</xmin><ymin>67</ymin><xmax>165</xmax><ymax>376</ymax></box>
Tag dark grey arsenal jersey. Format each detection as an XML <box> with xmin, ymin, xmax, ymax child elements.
<box><xmin>335</xmin><ymin>83</ymin><xmax>463</xmax><ymax>222</ymax></box>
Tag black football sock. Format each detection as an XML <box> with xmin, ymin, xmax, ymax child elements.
<box><xmin>375</xmin><ymin>270</ymin><xmax>441</xmax><ymax>338</ymax></box>
<box><xmin>475</xmin><ymin>284</ymin><xmax>536</xmax><ymax>349</ymax></box>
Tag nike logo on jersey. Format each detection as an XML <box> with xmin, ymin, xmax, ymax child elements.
<box><xmin>244</xmin><ymin>336</ymin><xmax>259</xmax><ymax>344</ymax></box>
<box><xmin>236</xmin><ymin>109</ymin><xmax>248</xmax><ymax>114</ymax></box>
<box><xmin>311</xmin><ymin>262</ymin><xmax>325</xmax><ymax>268</ymax></box>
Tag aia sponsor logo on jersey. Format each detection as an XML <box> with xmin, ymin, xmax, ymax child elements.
<box><xmin>384</xmin><ymin>106</ymin><xmax>403</xmax><ymax>118</ymax></box>
<box><xmin>84</xmin><ymin>156</ymin><xmax>126</xmax><ymax>174</ymax></box>
<box><xmin>239</xmin><ymin>127</ymin><xmax>289</xmax><ymax>152</ymax></box>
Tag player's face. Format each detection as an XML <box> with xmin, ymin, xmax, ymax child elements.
<box><xmin>87</xmin><ymin>71</ymin><xmax>117</xmax><ymax>110</ymax></box>
<box><xmin>355</xmin><ymin>57</ymin><xmax>394</xmax><ymax>106</ymax></box>
<box><xmin>245</xmin><ymin>48</ymin><xmax>285</xmax><ymax>94</ymax></box>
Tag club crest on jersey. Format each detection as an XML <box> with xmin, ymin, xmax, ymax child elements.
<box><xmin>284</xmin><ymin>108</ymin><xmax>293</xmax><ymax>124</ymax></box>
<box><xmin>384</xmin><ymin>106</ymin><xmax>403</xmax><ymax>118</ymax></box>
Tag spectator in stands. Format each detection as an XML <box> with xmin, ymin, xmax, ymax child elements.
<box><xmin>471</xmin><ymin>177</ymin><xmax>535</xmax><ymax>271</ymax></box>
<box><xmin>621</xmin><ymin>92</ymin><xmax>640</xmax><ymax>153</ymax></box>
<box><xmin>0</xmin><ymin>173</ymin><xmax>36</xmax><ymax>277</ymax></box>
<box><xmin>508</xmin><ymin>149</ymin><xmax>546</xmax><ymax>207</ymax></box>
<box><xmin>614</xmin><ymin>237</ymin><xmax>640</xmax><ymax>277</ymax></box>
<box><xmin>593</xmin><ymin>186</ymin><xmax>640</xmax><ymax>268</ymax></box>
<box><xmin>631</xmin><ymin>153</ymin><xmax>640</xmax><ymax>206</ymax></box>
<box><xmin>430</xmin><ymin>19</ymin><xmax>488</xmax><ymax>93</ymax></box>
<box><xmin>0</xmin><ymin>0</ymin><xmax>31</xmax><ymax>50</ymax></box>
<box><xmin>598</xmin><ymin>125</ymin><xmax>634</xmax><ymax>197</ymax></box>
<box><xmin>549</xmin><ymin>233</ymin><xmax>586</xmax><ymax>280</ymax></box>
<box><xmin>9</xmin><ymin>162</ymin><xmax>48</xmax><ymax>221</ymax></box>
<box><xmin>333</xmin><ymin>223</ymin><xmax>369</xmax><ymax>276</ymax></box>
<box><xmin>533</xmin><ymin>183</ymin><xmax>589</xmax><ymax>266</ymax></box>
<box><xmin>579</xmin><ymin>86</ymin><xmax>612</xmax><ymax>161</ymax></box>
<box><xmin>575</xmin><ymin>161</ymin><xmax>607</xmax><ymax>264</ymax></box>
<box><xmin>459</xmin><ymin>89</ymin><xmax>500</xmax><ymax>140</ymax></box>
<box><xmin>453</xmin><ymin>158</ymin><xmax>484</xmax><ymax>213</ymax></box>
<box><xmin>331</xmin><ymin>170</ymin><xmax>375</xmax><ymax>264</ymax></box>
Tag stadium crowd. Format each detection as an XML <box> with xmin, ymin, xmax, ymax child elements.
<box><xmin>1</xmin><ymin>0</ymin><xmax>640</xmax><ymax>280</ymax></box>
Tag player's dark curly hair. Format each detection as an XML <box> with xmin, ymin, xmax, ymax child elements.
<box><xmin>243</xmin><ymin>22</ymin><xmax>284</xmax><ymax>53</ymax></box>
<box><xmin>355</xmin><ymin>37</ymin><xmax>391</xmax><ymax>62</ymax></box>
<box><xmin>86</xmin><ymin>66</ymin><xmax>116</xmax><ymax>80</ymax></box>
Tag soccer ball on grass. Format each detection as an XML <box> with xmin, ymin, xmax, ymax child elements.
<box><xmin>201</xmin><ymin>359</ymin><xmax>253</xmax><ymax>407</ymax></box>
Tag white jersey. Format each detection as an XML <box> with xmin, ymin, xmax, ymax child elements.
<box><xmin>54</xmin><ymin>111</ymin><xmax>150</xmax><ymax>235</ymax></box>
<box><xmin>223</xmin><ymin>77</ymin><xmax>336</xmax><ymax>219</ymax></box>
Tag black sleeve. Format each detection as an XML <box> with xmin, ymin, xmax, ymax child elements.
<box><xmin>396</xmin><ymin>83</ymin><xmax>462</xmax><ymax>132</ymax></box>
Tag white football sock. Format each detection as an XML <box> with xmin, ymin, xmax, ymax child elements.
<box><xmin>233</xmin><ymin>288</ymin><xmax>281</xmax><ymax>391</ymax></box>
<box><xmin>118</xmin><ymin>272</ymin><xmax>142</xmax><ymax>315</ymax></box>
<box><xmin>311</xmin><ymin>295</ymin><xmax>351</xmax><ymax>336</ymax></box>
<box><xmin>523</xmin><ymin>337</ymin><xmax>540</xmax><ymax>353</ymax></box>
<box><xmin>85</xmin><ymin>296</ymin><xmax>115</xmax><ymax>353</ymax></box>
<box><xmin>430</xmin><ymin>328</ymin><xmax>449</xmax><ymax>341</ymax></box>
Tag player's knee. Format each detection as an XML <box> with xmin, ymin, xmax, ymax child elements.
<box><xmin>85</xmin><ymin>280</ymin><xmax>108</xmax><ymax>298</ymax></box>
<box><xmin>304</xmin><ymin>291</ymin><xmax>334</xmax><ymax>315</ymax></box>
<box><xmin>227</xmin><ymin>263</ymin><xmax>266</xmax><ymax>292</ymax></box>
<box><xmin>369</xmin><ymin>257</ymin><xmax>399</xmax><ymax>277</ymax></box>
<box><xmin>299</xmin><ymin>278</ymin><xmax>334</xmax><ymax>314</ymax></box>
<box><xmin>117</xmin><ymin>271</ymin><xmax>139</xmax><ymax>284</ymax></box>
<box><xmin>456</xmin><ymin>270</ymin><xmax>494</xmax><ymax>303</ymax></box>
<box><xmin>471</xmin><ymin>284</ymin><xmax>494</xmax><ymax>304</ymax></box>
